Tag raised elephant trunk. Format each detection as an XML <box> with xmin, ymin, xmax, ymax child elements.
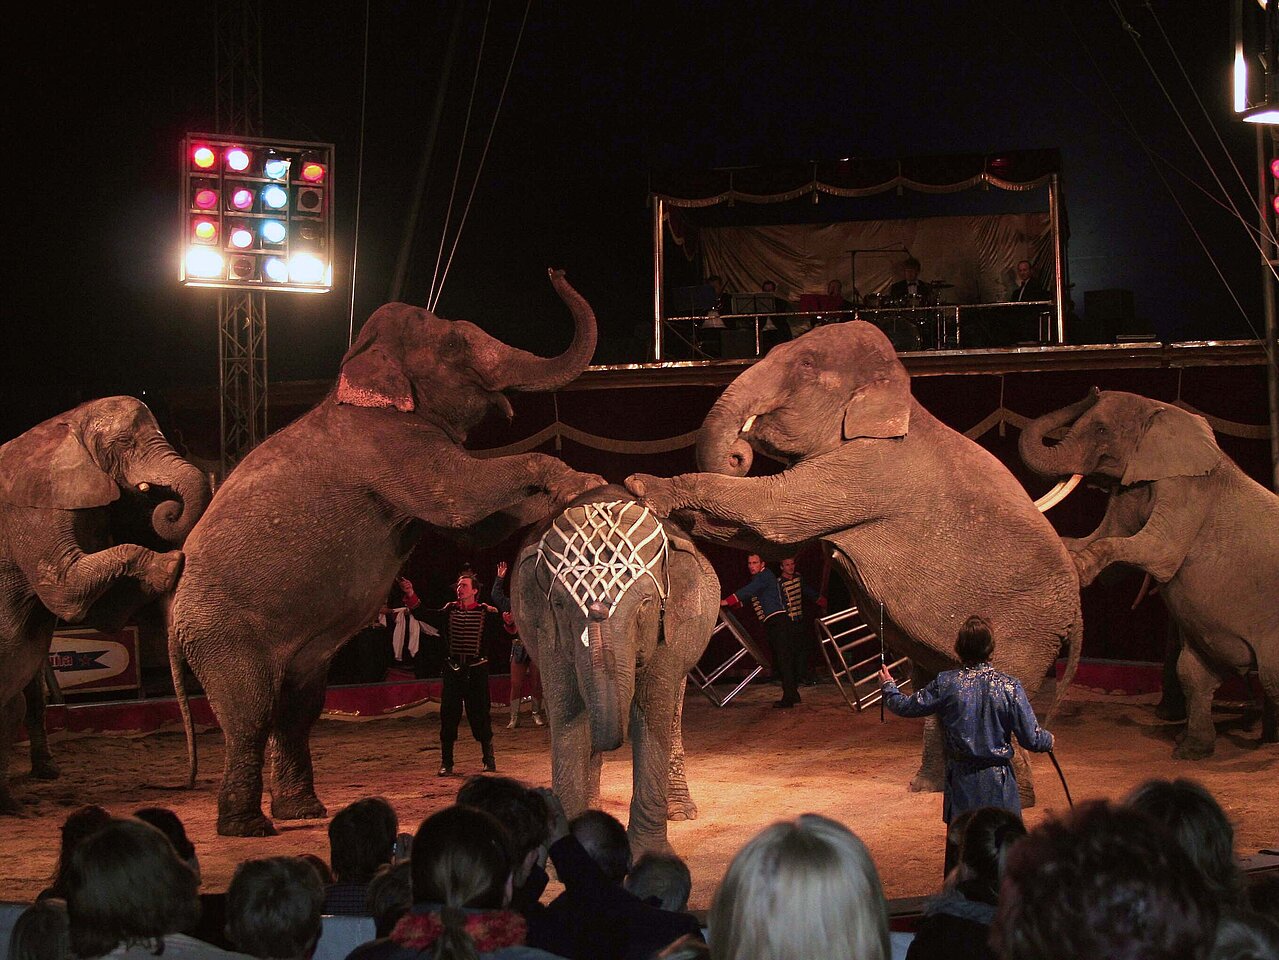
<box><xmin>1019</xmin><ymin>389</ymin><xmax>1100</xmax><ymax>478</ymax></box>
<box><xmin>495</xmin><ymin>270</ymin><xmax>597</xmax><ymax>393</ymax></box>
<box><xmin>584</xmin><ymin>602</ymin><xmax>627</xmax><ymax>753</ymax></box>
<box><xmin>145</xmin><ymin>456</ymin><xmax>212</xmax><ymax>545</ymax></box>
<box><xmin>697</xmin><ymin>371</ymin><xmax>772</xmax><ymax>476</ymax></box>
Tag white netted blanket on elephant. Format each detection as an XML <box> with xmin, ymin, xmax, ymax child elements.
<box><xmin>536</xmin><ymin>500</ymin><xmax>669</xmax><ymax>646</ymax></box>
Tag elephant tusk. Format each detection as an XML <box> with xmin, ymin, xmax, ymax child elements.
<box><xmin>137</xmin><ymin>482</ymin><xmax>151</xmax><ymax>493</ymax></box>
<box><xmin>1034</xmin><ymin>474</ymin><xmax>1082</xmax><ymax>513</ymax></box>
<box><xmin>741</xmin><ymin>415</ymin><xmax>756</xmax><ymax>434</ymax></box>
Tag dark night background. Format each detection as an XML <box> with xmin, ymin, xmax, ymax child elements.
<box><xmin>8</xmin><ymin>1</ymin><xmax>1266</xmax><ymax>443</ymax></box>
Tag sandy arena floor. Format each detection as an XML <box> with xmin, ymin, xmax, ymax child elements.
<box><xmin>2</xmin><ymin>680</ymin><xmax>1275</xmax><ymax>909</ymax></box>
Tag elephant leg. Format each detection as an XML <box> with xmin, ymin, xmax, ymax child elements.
<box><xmin>910</xmin><ymin>716</ymin><xmax>946</xmax><ymax>793</ymax></box>
<box><xmin>1257</xmin><ymin>657</ymin><xmax>1278</xmax><ymax>744</ymax></box>
<box><xmin>666</xmin><ymin>677</ymin><xmax>697</xmax><ymax>822</ymax></box>
<box><xmin>266</xmin><ymin>669</ymin><xmax>328</xmax><ymax>821</ymax></box>
<box><xmin>35</xmin><ymin>545</ymin><xmax>183</xmax><ymax>623</ymax></box>
<box><xmin>628</xmin><ymin>692</ymin><xmax>675</xmax><ymax>856</ymax></box>
<box><xmin>193</xmin><ymin>645</ymin><xmax>278</xmax><ymax>836</ymax></box>
<box><xmin>587</xmin><ymin>750</ymin><xmax>603</xmax><ymax>809</ymax></box>
<box><xmin>0</xmin><ymin>692</ymin><xmax>23</xmax><ymax>814</ymax></box>
<box><xmin>549</xmin><ymin>702</ymin><xmax>594</xmax><ymax>819</ymax></box>
<box><xmin>1173</xmin><ymin>641</ymin><xmax>1219</xmax><ymax>759</ymax></box>
<box><xmin>24</xmin><ymin>674</ymin><xmax>58</xmax><ymax>780</ymax></box>
<box><xmin>1012</xmin><ymin>744</ymin><xmax>1036</xmax><ymax>808</ymax></box>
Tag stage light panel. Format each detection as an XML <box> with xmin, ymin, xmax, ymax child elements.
<box><xmin>181</xmin><ymin>133</ymin><xmax>334</xmax><ymax>292</ymax></box>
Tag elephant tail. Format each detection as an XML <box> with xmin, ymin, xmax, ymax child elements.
<box><xmin>1046</xmin><ymin>615</ymin><xmax>1083</xmax><ymax>724</ymax></box>
<box><xmin>166</xmin><ymin>609</ymin><xmax>197</xmax><ymax>789</ymax></box>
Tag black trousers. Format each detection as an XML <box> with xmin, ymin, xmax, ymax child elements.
<box><xmin>440</xmin><ymin>659</ymin><xmax>493</xmax><ymax>764</ymax></box>
<box><xmin>765</xmin><ymin>615</ymin><xmax>800</xmax><ymax>703</ymax></box>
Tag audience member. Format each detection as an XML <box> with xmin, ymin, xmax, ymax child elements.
<box><xmin>7</xmin><ymin>897</ymin><xmax>70</xmax><ymax>960</ymax></box>
<box><xmin>708</xmin><ymin>813</ymin><xmax>889</xmax><ymax>960</ymax></box>
<box><xmin>135</xmin><ymin>806</ymin><xmax>201</xmax><ymax>883</ymax></box>
<box><xmin>1209</xmin><ymin>911</ymin><xmax>1279</xmax><ymax>960</ymax></box>
<box><xmin>1247</xmin><ymin>874</ymin><xmax>1279</xmax><ymax>925</ymax></box>
<box><xmin>879</xmin><ymin>614</ymin><xmax>1054</xmax><ymax>873</ymax></box>
<box><xmin>37</xmin><ymin>803</ymin><xmax>112</xmax><ymax>902</ymax></box>
<box><xmin>299</xmin><ymin>853</ymin><xmax>335</xmax><ymax>886</ymax></box>
<box><xmin>1125</xmin><ymin>777</ymin><xmax>1247</xmax><ymax>910</ymax></box>
<box><xmin>456</xmin><ymin>775</ymin><xmax>552</xmax><ymax>912</ymax></box>
<box><xmin>625</xmin><ymin>852</ymin><xmax>693</xmax><ymax>914</ymax></box>
<box><xmin>722</xmin><ymin>554</ymin><xmax>797</xmax><ymax>708</ymax></box>
<box><xmin>324</xmin><ymin>797</ymin><xmax>399</xmax><ymax>916</ymax></box>
<box><xmin>992</xmin><ymin>800</ymin><xmax>1218</xmax><ymax>960</ymax></box>
<box><xmin>225</xmin><ymin>856</ymin><xmax>324</xmax><ymax>960</ymax></box>
<box><xmin>905</xmin><ymin>806</ymin><xmax>1026</xmax><ymax>960</ymax></box>
<box><xmin>346</xmin><ymin>804</ymin><xmax>564</xmax><ymax>960</ymax></box>
<box><xmin>65</xmin><ymin>817</ymin><xmax>249</xmax><ymax>959</ymax></box>
<box><xmin>367</xmin><ymin>860</ymin><xmax>414</xmax><ymax>938</ymax></box>
<box><xmin>538</xmin><ymin>810</ymin><xmax>702</xmax><ymax>960</ymax></box>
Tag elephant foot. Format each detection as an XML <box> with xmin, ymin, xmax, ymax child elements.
<box><xmin>1173</xmin><ymin>737</ymin><xmax>1215</xmax><ymax>760</ymax></box>
<box><xmin>218</xmin><ymin>811</ymin><xmax>278</xmax><ymax>837</ymax></box>
<box><xmin>141</xmin><ymin>550</ymin><xmax>185</xmax><ymax>595</ymax></box>
<box><xmin>909</xmin><ymin>772</ymin><xmax>944</xmax><ymax>794</ymax></box>
<box><xmin>30</xmin><ymin>757</ymin><xmax>60</xmax><ymax>781</ymax></box>
<box><xmin>667</xmin><ymin>795</ymin><xmax>698</xmax><ymax>822</ymax></box>
<box><xmin>271</xmin><ymin>795</ymin><xmax>327</xmax><ymax>821</ymax></box>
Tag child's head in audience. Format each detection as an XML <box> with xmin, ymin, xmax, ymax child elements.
<box><xmin>954</xmin><ymin>806</ymin><xmax>1026</xmax><ymax>905</ymax></box>
<box><xmin>626</xmin><ymin>852</ymin><xmax>693</xmax><ymax>913</ymax></box>
<box><xmin>708</xmin><ymin>813</ymin><xmax>889</xmax><ymax>960</ymax></box>
<box><xmin>328</xmin><ymin>796</ymin><xmax>398</xmax><ymax>883</ymax></box>
<box><xmin>225</xmin><ymin>856</ymin><xmax>324</xmax><ymax>960</ymax></box>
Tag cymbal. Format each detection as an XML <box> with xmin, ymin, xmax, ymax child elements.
<box><xmin>930</xmin><ymin>280</ymin><xmax>954</xmax><ymax>289</ymax></box>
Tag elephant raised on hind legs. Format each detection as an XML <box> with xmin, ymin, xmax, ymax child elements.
<box><xmin>627</xmin><ymin>321</ymin><xmax>1082</xmax><ymax>804</ymax></box>
<box><xmin>511</xmin><ymin>486</ymin><xmax>719</xmax><ymax>856</ymax></box>
<box><xmin>0</xmin><ymin>396</ymin><xmax>210</xmax><ymax>812</ymax></box>
<box><xmin>169</xmin><ymin>270</ymin><xmax>605</xmax><ymax>836</ymax></box>
<box><xmin>1021</xmin><ymin>388</ymin><xmax>1279</xmax><ymax>757</ymax></box>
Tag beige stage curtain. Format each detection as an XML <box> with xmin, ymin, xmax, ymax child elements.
<box><xmin>699</xmin><ymin>213</ymin><xmax>1052</xmax><ymax>304</ymax></box>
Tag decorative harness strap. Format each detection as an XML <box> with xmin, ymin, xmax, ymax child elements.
<box><xmin>535</xmin><ymin>501</ymin><xmax>670</xmax><ymax>647</ymax></box>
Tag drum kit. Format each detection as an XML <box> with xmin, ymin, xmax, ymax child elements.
<box><xmin>857</xmin><ymin>281</ymin><xmax>954</xmax><ymax>351</ymax></box>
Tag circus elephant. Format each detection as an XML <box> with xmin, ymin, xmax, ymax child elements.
<box><xmin>169</xmin><ymin>270</ymin><xmax>605</xmax><ymax>836</ymax></box>
<box><xmin>0</xmin><ymin>396</ymin><xmax>211</xmax><ymax>812</ymax></box>
<box><xmin>511</xmin><ymin>485</ymin><xmax>720</xmax><ymax>855</ymax></box>
<box><xmin>626</xmin><ymin>321</ymin><xmax>1082</xmax><ymax>802</ymax></box>
<box><xmin>1020</xmin><ymin>388</ymin><xmax>1279</xmax><ymax>757</ymax></box>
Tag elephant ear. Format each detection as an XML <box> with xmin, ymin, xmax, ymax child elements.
<box><xmin>0</xmin><ymin>421</ymin><xmax>120</xmax><ymax>509</ymax></box>
<box><xmin>1122</xmin><ymin>405</ymin><xmax>1221</xmax><ymax>485</ymax></box>
<box><xmin>335</xmin><ymin>305</ymin><xmax>416</xmax><ymax>412</ymax></box>
<box><xmin>842</xmin><ymin>370</ymin><xmax>911</xmax><ymax>440</ymax></box>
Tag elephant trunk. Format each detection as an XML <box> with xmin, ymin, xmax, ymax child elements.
<box><xmin>696</xmin><ymin>375</ymin><xmax>765</xmax><ymax>476</ymax></box>
<box><xmin>144</xmin><ymin>454</ymin><xmax>212</xmax><ymax>545</ymax></box>
<box><xmin>1019</xmin><ymin>389</ymin><xmax>1100</xmax><ymax>478</ymax></box>
<box><xmin>495</xmin><ymin>270</ymin><xmax>597</xmax><ymax>393</ymax></box>
<box><xmin>584</xmin><ymin>602</ymin><xmax>627</xmax><ymax>753</ymax></box>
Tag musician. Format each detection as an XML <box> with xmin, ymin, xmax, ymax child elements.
<box><xmin>1009</xmin><ymin>260</ymin><xmax>1049</xmax><ymax>302</ymax></box>
<box><xmin>887</xmin><ymin>258</ymin><xmax>934</xmax><ymax>305</ymax></box>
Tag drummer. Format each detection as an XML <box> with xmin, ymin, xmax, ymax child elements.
<box><xmin>887</xmin><ymin>257</ymin><xmax>935</xmax><ymax>305</ymax></box>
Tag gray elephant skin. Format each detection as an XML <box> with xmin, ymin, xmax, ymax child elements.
<box><xmin>511</xmin><ymin>485</ymin><xmax>719</xmax><ymax>854</ymax></box>
<box><xmin>627</xmin><ymin>321</ymin><xmax>1082</xmax><ymax>800</ymax></box>
<box><xmin>1021</xmin><ymin>388</ymin><xmax>1279</xmax><ymax>757</ymax></box>
<box><xmin>0</xmin><ymin>396</ymin><xmax>210</xmax><ymax>812</ymax></box>
<box><xmin>169</xmin><ymin>270</ymin><xmax>604</xmax><ymax>836</ymax></box>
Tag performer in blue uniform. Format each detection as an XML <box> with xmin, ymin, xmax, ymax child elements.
<box><xmin>723</xmin><ymin>554</ymin><xmax>798</xmax><ymax>708</ymax></box>
<box><xmin>878</xmin><ymin>615</ymin><xmax>1054</xmax><ymax>870</ymax></box>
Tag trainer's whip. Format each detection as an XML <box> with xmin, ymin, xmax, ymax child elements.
<box><xmin>879</xmin><ymin>601</ymin><xmax>886</xmax><ymax>723</ymax></box>
<box><xmin>1047</xmin><ymin>749</ymin><xmax>1074</xmax><ymax>808</ymax></box>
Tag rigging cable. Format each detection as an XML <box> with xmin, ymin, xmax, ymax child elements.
<box><xmin>428</xmin><ymin>0</ymin><xmax>494</xmax><ymax>311</ymax></box>
<box><xmin>430</xmin><ymin>0</ymin><xmax>534</xmax><ymax>312</ymax></box>
<box><xmin>348</xmin><ymin>0</ymin><xmax>372</xmax><ymax>347</ymax></box>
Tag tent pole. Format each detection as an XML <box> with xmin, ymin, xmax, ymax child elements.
<box><xmin>1049</xmin><ymin>173</ymin><xmax>1065</xmax><ymax>344</ymax></box>
<box><xmin>653</xmin><ymin>195</ymin><xmax>666</xmax><ymax>361</ymax></box>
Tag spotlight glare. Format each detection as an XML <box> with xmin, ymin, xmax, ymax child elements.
<box><xmin>231</xmin><ymin>187</ymin><xmax>254</xmax><ymax>210</ymax></box>
<box><xmin>226</xmin><ymin>147</ymin><xmax>251</xmax><ymax>171</ymax></box>
<box><xmin>300</xmin><ymin>161</ymin><xmax>325</xmax><ymax>182</ymax></box>
<box><xmin>264</xmin><ymin>157</ymin><xmax>289</xmax><ymax>180</ymax></box>
<box><xmin>193</xmin><ymin>146</ymin><xmax>216</xmax><ymax>169</ymax></box>
<box><xmin>186</xmin><ymin>248</ymin><xmax>224</xmax><ymax>278</ymax></box>
<box><xmin>194</xmin><ymin>188</ymin><xmax>218</xmax><ymax>209</ymax></box>
<box><xmin>193</xmin><ymin>218</ymin><xmax>217</xmax><ymax>242</ymax></box>
<box><xmin>261</xmin><ymin>220</ymin><xmax>287</xmax><ymax>244</ymax></box>
<box><xmin>262</xmin><ymin>184</ymin><xmax>288</xmax><ymax>209</ymax></box>
<box><xmin>289</xmin><ymin>252</ymin><xmax>325</xmax><ymax>283</ymax></box>
<box><xmin>263</xmin><ymin>257</ymin><xmax>289</xmax><ymax>283</ymax></box>
<box><xmin>230</xmin><ymin>226</ymin><xmax>254</xmax><ymax>249</ymax></box>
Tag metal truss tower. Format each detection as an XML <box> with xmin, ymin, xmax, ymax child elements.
<box><xmin>215</xmin><ymin>0</ymin><xmax>268</xmax><ymax>474</ymax></box>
